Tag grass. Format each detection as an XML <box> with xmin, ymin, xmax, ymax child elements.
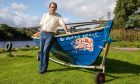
<box><xmin>0</xmin><ymin>48</ymin><xmax>140</xmax><ymax>84</ymax></box>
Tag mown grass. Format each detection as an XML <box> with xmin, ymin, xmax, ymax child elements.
<box><xmin>0</xmin><ymin>48</ymin><xmax>140</xmax><ymax>84</ymax></box>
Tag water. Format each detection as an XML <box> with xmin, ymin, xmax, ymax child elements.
<box><xmin>0</xmin><ymin>41</ymin><xmax>36</xmax><ymax>48</ymax></box>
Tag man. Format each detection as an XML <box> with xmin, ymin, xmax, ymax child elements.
<box><xmin>39</xmin><ymin>2</ymin><xmax>69</xmax><ymax>74</ymax></box>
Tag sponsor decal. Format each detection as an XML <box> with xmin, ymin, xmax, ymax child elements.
<box><xmin>59</xmin><ymin>33</ymin><xmax>99</xmax><ymax>41</ymax></box>
<box><xmin>73</xmin><ymin>37</ymin><xmax>93</xmax><ymax>51</ymax></box>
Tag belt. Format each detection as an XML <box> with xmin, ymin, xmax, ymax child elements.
<box><xmin>42</xmin><ymin>31</ymin><xmax>54</xmax><ymax>34</ymax></box>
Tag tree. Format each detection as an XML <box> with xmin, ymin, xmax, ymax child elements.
<box><xmin>0</xmin><ymin>24</ymin><xmax>36</xmax><ymax>41</ymax></box>
<box><xmin>113</xmin><ymin>0</ymin><xmax>139</xmax><ymax>28</ymax></box>
<box><xmin>125</xmin><ymin>9</ymin><xmax>140</xmax><ymax>29</ymax></box>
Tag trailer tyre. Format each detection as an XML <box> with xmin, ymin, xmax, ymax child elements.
<box><xmin>95</xmin><ymin>72</ymin><xmax>105</xmax><ymax>84</ymax></box>
<box><xmin>5</xmin><ymin>42</ymin><xmax>12</xmax><ymax>52</ymax></box>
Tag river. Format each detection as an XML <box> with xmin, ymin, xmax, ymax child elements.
<box><xmin>0</xmin><ymin>41</ymin><xmax>36</xmax><ymax>48</ymax></box>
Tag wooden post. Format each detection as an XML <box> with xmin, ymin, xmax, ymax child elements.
<box><xmin>101</xmin><ymin>43</ymin><xmax>111</xmax><ymax>66</ymax></box>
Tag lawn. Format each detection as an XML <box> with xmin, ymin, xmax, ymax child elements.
<box><xmin>0</xmin><ymin>48</ymin><xmax>140</xmax><ymax>84</ymax></box>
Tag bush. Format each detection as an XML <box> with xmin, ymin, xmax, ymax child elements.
<box><xmin>110</xmin><ymin>29</ymin><xmax>140</xmax><ymax>42</ymax></box>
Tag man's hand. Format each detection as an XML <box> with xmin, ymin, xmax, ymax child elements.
<box><xmin>66</xmin><ymin>31</ymin><xmax>71</xmax><ymax>34</ymax></box>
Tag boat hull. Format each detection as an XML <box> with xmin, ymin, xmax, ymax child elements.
<box><xmin>33</xmin><ymin>20</ymin><xmax>113</xmax><ymax>65</ymax></box>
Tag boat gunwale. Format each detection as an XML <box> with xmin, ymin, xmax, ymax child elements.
<box><xmin>56</xmin><ymin>26</ymin><xmax>109</xmax><ymax>37</ymax></box>
<box><xmin>65</xmin><ymin>20</ymin><xmax>108</xmax><ymax>25</ymax></box>
<box><xmin>32</xmin><ymin>26</ymin><xmax>109</xmax><ymax>39</ymax></box>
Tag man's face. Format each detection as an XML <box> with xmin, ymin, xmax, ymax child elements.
<box><xmin>49</xmin><ymin>4</ymin><xmax>56</xmax><ymax>15</ymax></box>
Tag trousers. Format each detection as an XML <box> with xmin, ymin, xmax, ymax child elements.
<box><xmin>39</xmin><ymin>31</ymin><xmax>54</xmax><ymax>71</ymax></box>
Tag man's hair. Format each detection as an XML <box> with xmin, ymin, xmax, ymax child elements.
<box><xmin>49</xmin><ymin>2</ymin><xmax>57</xmax><ymax>9</ymax></box>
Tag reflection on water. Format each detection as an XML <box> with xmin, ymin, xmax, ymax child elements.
<box><xmin>0</xmin><ymin>41</ymin><xmax>36</xmax><ymax>48</ymax></box>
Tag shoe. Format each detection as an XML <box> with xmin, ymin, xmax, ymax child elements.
<box><xmin>39</xmin><ymin>69</ymin><xmax>47</xmax><ymax>74</ymax></box>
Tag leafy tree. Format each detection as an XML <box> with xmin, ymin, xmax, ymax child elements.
<box><xmin>113</xmin><ymin>0</ymin><xmax>139</xmax><ymax>28</ymax></box>
<box><xmin>125</xmin><ymin>11</ymin><xmax>140</xmax><ymax>29</ymax></box>
<box><xmin>0</xmin><ymin>24</ymin><xmax>38</xmax><ymax>41</ymax></box>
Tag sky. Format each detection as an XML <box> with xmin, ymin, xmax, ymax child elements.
<box><xmin>0</xmin><ymin>0</ymin><xmax>116</xmax><ymax>27</ymax></box>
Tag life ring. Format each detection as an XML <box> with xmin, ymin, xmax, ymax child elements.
<box><xmin>5</xmin><ymin>42</ymin><xmax>12</xmax><ymax>52</ymax></box>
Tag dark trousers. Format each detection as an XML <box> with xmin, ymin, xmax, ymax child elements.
<box><xmin>39</xmin><ymin>32</ymin><xmax>54</xmax><ymax>71</ymax></box>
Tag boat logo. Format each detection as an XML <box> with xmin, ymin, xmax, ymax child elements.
<box><xmin>73</xmin><ymin>37</ymin><xmax>93</xmax><ymax>51</ymax></box>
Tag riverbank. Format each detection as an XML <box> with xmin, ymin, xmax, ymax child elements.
<box><xmin>0</xmin><ymin>46</ymin><xmax>39</xmax><ymax>53</ymax></box>
<box><xmin>0</xmin><ymin>41</ymin><xmax>36</xmax><ymax>48</ymax></box>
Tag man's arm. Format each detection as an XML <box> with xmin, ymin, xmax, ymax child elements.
<box><xmin>39</xmin><ymin>14</ymin><xmax>45</xmax><ymax>31</ymax></box>
<box><xmin>63</xmin><ymin>24</ymin><xmax>70</xmax><ymax>34</ymax></box>
<box><xmin>39</xmin><ymin>25</ymin><xmax>43</xmax><ymax>31</ymax></box>
<box><xmin>59</xmin><ymin>17</ymin><xmax>70</xmax><ymax>34</ymax></box>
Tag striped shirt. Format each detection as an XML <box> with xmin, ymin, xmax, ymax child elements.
<box><xmin>40</xmin><ymin>12</ymin><xmax>65</xmax><ymax>33</ymax></box>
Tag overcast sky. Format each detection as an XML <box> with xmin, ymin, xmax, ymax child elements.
<box><xmin>0</xmin><ymin>0</ymin><xmax>116</xmax><ymax>27</ymax></box>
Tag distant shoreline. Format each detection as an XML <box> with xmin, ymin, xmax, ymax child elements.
<box><xmin>0</xmin><ymin>41</ymin><xmax>35</xmax><ymax>48</ymax></box>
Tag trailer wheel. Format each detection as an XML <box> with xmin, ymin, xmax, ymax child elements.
<box><xmin>37</xmin><ymin>51</ymin><xmax>40</xmax><ymax>61</ymax></box>
<box><xmin>5</xmin><ymin>42</ymin><xmax>12</xmax><ymax>52</ymax></box>
<box><xmin>95</xmin><ymin>72</ymin><xmax>105</xmax><ymax>84</ymax></box>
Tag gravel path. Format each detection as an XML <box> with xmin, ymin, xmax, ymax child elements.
<box><xmin>111</xmin><ymin>47</ymin><xmax>140</xmax><ymax>51</ymax></box>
